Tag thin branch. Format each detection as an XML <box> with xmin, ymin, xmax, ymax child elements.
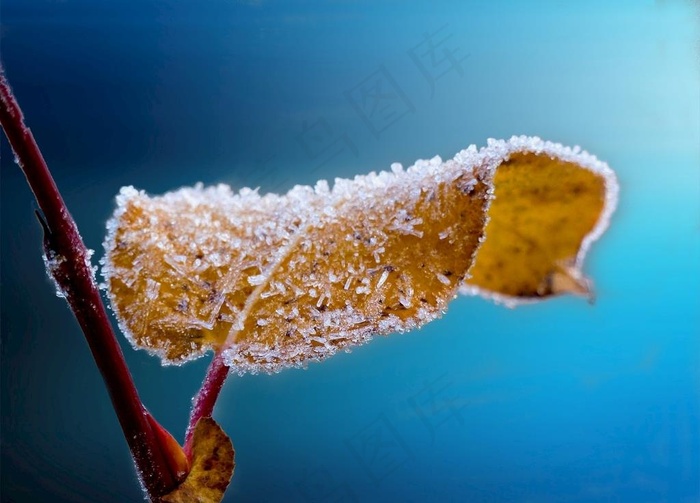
<box><xmin>184</xmin><ymin>351</ymin><xmax>230</xmax><ymax>458</ymax></box>
<box><xmin>0</xmin><ymin>66</ymin><xmax>181</xmax><ymax>499</ymax></box>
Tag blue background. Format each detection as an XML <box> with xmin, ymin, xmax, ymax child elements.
<box><xmin>1</xmin><ymin>1</ymin><xmax>699</xmax><ymax>502</ymax></box>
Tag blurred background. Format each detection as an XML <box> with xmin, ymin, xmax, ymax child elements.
<box><xmin>1</xmin><ymin>1</ymin><xmax>698</xmax><ymax>501</ymax></box>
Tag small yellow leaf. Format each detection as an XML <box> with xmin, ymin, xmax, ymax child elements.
<box><xmin>161</xmin><ymin>417</ymin><xmax>234</xmax><ymax>503</ymax></box>
<box><xmin>102</xmin><ymin>136</ymin><xmax>617</xmax><ymax>372</ymax></box>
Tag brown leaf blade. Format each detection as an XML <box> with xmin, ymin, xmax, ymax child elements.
<box><xmin>103</xmin><ymin>154</ymin><xmax>491</xmax><ymax>370</ymax></box>
<box><xmin>161</xmin><ymin>417</ymin><xmax>234</xmax><ymax>503</ymax></box>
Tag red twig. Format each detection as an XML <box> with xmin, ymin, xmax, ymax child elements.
<box><xmin>0</xmin><ymin>66</ymin><xmax>180</xmax><ymax>499</ymax></box>
<box><xmin>184</xmin><ymin>351</ymin><xmax>230</xmax><ymax>458</ymax></box>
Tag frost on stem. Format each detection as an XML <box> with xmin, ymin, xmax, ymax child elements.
<box><xmin>43</xmin><ymin>249</ymin><xmax>68</xmax><ymax>298</ymax></box>
<box><xmin>42</xmin><ymin>228</ymin><xmax>97</xmax><ymax>300</ymax></box>
<box><xmin>101</xmin><ymin>136</ymin><xmax>618</xmax><ymax>374</ymax></box>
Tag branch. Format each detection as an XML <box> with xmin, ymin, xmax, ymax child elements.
<box><xmin>184</xmin><ymin>351</ymin><xmax>230</xmax><ymax>458</ymax></box>
<box><xmin>0</xmin><ymin>66</ymin><xmax>182</xmax><ymax>499</ymax></box>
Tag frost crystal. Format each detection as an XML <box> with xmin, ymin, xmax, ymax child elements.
<box><xmin>43</xmin><ymin>251</ymin><xmax>68</xmax><ymax>298</ymax></box>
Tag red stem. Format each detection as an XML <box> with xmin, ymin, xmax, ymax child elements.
<box><xmin>184</xmin><ymin>351</ymin><xmax>230</xmax><ymax>458</ymax></box>
<box><xmin>0</xmin><ymin>67</ymin><xmax>179</xmax><ymax>499</ymax></box>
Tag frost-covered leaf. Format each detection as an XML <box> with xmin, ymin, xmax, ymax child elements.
<box><xmin>102</xmin><ymin>136</ymin><xmax>617</xmax><ymax>373</ymax></box>
<box><xmin>103</xmin><ymin>152</ymin><xmax>489</xmax><ymax>369</ymax></box>
<box><xmin>161</xmin><ymin>417</ymin><xmax>234</xmax><ymax>503</ymax></box>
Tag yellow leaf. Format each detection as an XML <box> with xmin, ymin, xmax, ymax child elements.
<box><xmin>161</xmin><ymin>417</ymin><xmax>234</xmax><ymax>503</ymax></box>
<box><xmin>102</xmin><ymin>136</ymin><xmax>618</xmax><ymax>373</ymax></box>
